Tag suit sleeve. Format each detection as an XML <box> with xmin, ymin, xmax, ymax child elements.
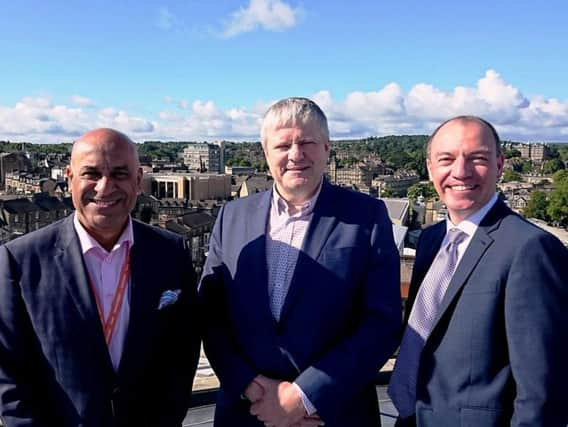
<box><xmin>198</xmin><ymin>206</ymin><xmax>258</xmax><ymax>399</ymax></box>
<box><xmin>295</xmin><ymin>201</ymin><xmax>402</xmax><ymax>421</ymax></box>
<box><xmin>506</xmin><ymin>232</ymin><xmax>568</xmax><ymax>427</ymax></box>
<box><xmin>0</xmin><ymin>245</ymin><xmax>46</xmax><ymax>427</ymax></box>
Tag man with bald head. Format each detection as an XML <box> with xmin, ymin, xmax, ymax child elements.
<box><xmin>0</xmin><ymin>128</ymin><xmax>200</xmax><ymax>426</ymax></box>
<box><xmin>388</xmin><ymin>116</ymin><xmax>568</xmax><ymax>426</ymax></box>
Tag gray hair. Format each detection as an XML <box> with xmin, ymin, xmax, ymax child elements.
<box><xmin>427</xmin><ymin>115</ymin><xmax>502</xmax><ymax>158</ymax></box>
<box><xmin>260</xmin><ymin>97</ymin><xmax>329</xmax><ymax>147</ymax></box>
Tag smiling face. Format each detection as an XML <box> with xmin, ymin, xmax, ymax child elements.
<box><xmin>427</xmin><ymin>119</ymin><xmax>504</xmax><ymax>224</ymax></box>
<box><xmin>263</xmin><ymin>119</ymin><xmax>330</xmax><ymax>205</ymax></box>
<box><xmin>66</xmin><ymin>128</ymin><xmax>142</xmax><ymax>249</ymax></box>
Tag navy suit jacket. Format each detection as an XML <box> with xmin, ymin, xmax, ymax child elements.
<box><xmin>405</xmin><ymin>199</ymin><xmax>568</xmax><ymax>426</ymax></box>
<box><xmin>0</xmin><ymin>215</ymin><xmax>200</xmax><ymax>427</ymax></box>
<box><xmin>200</xmin><ymin>180</ymin><xmax>401</xmax><ymax>427</ymax></box>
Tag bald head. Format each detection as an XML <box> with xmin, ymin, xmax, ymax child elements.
<box><xmin>71</xmin><ymin>128</ymin><xmax>139</xmax><ymax>168</ymax></box>
<box><xmin>67</xmin><ymin>128</ymin><xmax>142</xmax><ymax>250</ymax></box>
<box><xmin>427</xmin><ymin>116</ymin><xmax>501</xmax><ymax>159</ymax></box>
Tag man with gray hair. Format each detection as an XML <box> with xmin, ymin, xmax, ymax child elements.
<box><xmin>200</xmin><ymin>97</ymin><xmax>401</xmax><ymax>427</ymax></box>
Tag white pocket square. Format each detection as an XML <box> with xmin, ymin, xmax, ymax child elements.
<box><xmin>158</xmin><ymin>289</ymin><xmax>181</xmax><ymax>310</ymax></box>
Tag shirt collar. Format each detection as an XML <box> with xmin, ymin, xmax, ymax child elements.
<box><xmin>73</xmin><ymin>213</ymin><xmax>135</xmax><ymax>255</ymax></box>
<box><xmin>445</xmin><ymin>192</ymin><xmax>499</xmax><ymax>236</ymax></box>
<box><xmin>272</xmin><ymin>179</ymin><xmax>323</xmax><ymax>217</ymax></box>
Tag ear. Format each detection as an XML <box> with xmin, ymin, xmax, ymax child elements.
<box><xmin>426</xmin><ymin>158</ymin><xmax>433</xmax><ymax>181</ymax></box>
<box><xmin>136</xmin><ymin>167</ymin><xmax>143</xmax><ymax>192</ymax></box>
<box><xmin>65</xmin><ymin>165</ymin><xmax>73</xmax><ymax>180</ymax></box>
<box><xmin>496</xmin><ymin>153</ymin><xmax>505</xmax><ymax>179</ymax></box>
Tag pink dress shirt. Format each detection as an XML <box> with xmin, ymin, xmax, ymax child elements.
<box><xmin>73</xmin><ymin>214</ymin><xmax>134</xmax><ymax>372</ymax></box>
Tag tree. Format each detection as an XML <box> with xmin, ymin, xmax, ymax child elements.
<box><xmin>545</xmin><ymin>171</ymin><xmax>568</xmax><ymax>227</ymax></box>
<box><xmin>502</xmin><ymin>169</ymin><xmax>522</xmax><ymax>183</ymax></box>
<box><xmin>524</xmin><ymin>191</ymin><xmax>549</xmax><ymax>221</ymax></box>
<box><xmin>520</xmin><ymin>160</ymin><xmax>533</xmax><ymax>174</ymax></box>
<box><xmin>503</xmin><ymin>148</ymin><xmax>521</xmax><ymax>159</ymax></box>
<box><xmin>407</xmin><ymin>182</ymin><xmax>437</xmax><ymax>201</ymax></box>
<box><xmin>542</xmin><ymin>158</ymin><xmax>565</xmax><ymax>175</ymax></box>
<box><xmin>552</xmin><ymin>169</ymin><xmax>568</xmax><ymax>184</ymax></box>
<box><xmin>547</xmin><ymin>179</ymin><xmax>568</xmax><ymax>227</ymax></box>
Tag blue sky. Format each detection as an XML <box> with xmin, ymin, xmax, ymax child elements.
<box><xmin>1</xmin><ymin>0</ymin><xmax>568</xmax><ymax>143</ymax></box>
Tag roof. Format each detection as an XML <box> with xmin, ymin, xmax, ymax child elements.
<box><xmin>165</xmin><ymin>220</ymin><xmax>190</xmax><ymax>235</ymax></box>
<box><xmin>33</xmin><ymin>195</ymin><xmax>67</xmax><ymax>211</ymax></box>
<box><xmin>243</xmin><ymin>175</ymin><xmax>272</xmax><ymax>193</ymax></box>
<box><xmin>381</xmin><ymin>198</ymin><xmax>410</xmax><ymax>222</ymax></box>
<box><xmin>2</xmin><ymin>198</ymin><xmax>42</xmax><ymax>214</ymax></box>
<box><xmin>182</xmin><ymin>212</ymin><xmax>215</xmax><ymax>228</ymax></box>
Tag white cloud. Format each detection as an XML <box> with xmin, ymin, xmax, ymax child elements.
<box><xmin>69</xmin><ymin>95</ymin><xmax>95</xmax><ymax>107</ymax></box>
<box><xmin>2</xmin><ymin>70</ymin><xmax>568</xmax><ymax>143</ymax></box>
<box><xmin>222</xmin><ymin>0</ymin><xmax>299</xmax><ymax>38</ymax></box>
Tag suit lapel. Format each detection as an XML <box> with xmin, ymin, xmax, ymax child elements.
<box><xmin>55</xmin><ymin>215</ymin><xmax>113</xmax><ymax>370</ymax></box>
<box><xmin>428</xmin><ymin>200</ymin><xmax>509</xmax><ymax>337</ymax></box>
<box><xmin>241</xmin><ymin>190</ymin><xmax>274</xmax><ymax>321</ymax></box>
<box><xmin>118</xmin><ymin>222</ymin><xmax>163</xmax><ymax>378</ymax></box>
<box><xmin>279</xmin><ymin>180</ymin><xmax>338</xmax><ymax>324</ymax></box>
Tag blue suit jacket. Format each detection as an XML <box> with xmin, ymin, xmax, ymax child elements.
<box><xmin>200</xmin><ymin>180</ymin><xmax>401</xmax><ymax>427</ymax></box>
<box><xmin>0</xmin><ymin>215</ymin><xmax>200</xmax><ymax>427</ymax></box>
<box><xmin>406</xmin><ymin>200</ymin><xmax>568</xmax><ymax>426</ymax></box>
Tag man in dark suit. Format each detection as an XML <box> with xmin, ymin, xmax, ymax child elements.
<box><xmin>200</xmin><ymin>97</ymin><xmax>401</xmax><ymax>427</ymax></box>
<box><xmin>388</xmin><ymin>116</ymin><xmax>568</xmax><ymax>426</ymax></box>
<box><xmin>0</xmin><ymin>128</ymin><xmax>200</xmax><ymax>426</ymax></box>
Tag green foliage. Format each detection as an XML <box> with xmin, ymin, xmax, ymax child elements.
<box><xmin>334</xmin><ymin>135</ymin><xmax>429</xmax><ymax>178</ymax></box>
<box><xmin>524</xmin><ymin>191</ymin><xmax>549</xmax><ymax>221</ymax></box>
<box><xmin>552</xmin><ymin>169</ymin><xmax>568</xmax><ymax>183</ymax></box>
<box><xmin>542</xmin><ymin>158</ymin><xmax>565</xmax><ymax>175</ymax></box>
<box><xmin>503</xmin><ymin>148</ymin><xmax>521</xmax><ymax>159</ymax></box>
<box><xmin>0</xmin><ymin>142</ymin><xmax>71</xmax><ymax>154</ymax></box>
<box><xmin>407</xmin><ymin>182</ymin><xmax>437</xmax><ymax>201</ymax></box>
<box><xmin>137</xmin><ymin>141</ymin><xmax>191</xmax><ymax>162</ymax></box>
<box><xmin>556</xmin><ymin>144</ymin><xmax>568</xmax><ymax>162</ymax></box>
<box><xmin>547</xmin><ymin>178</ymin><xmax>568</xmax><ymax>227</ymax></box>
<box><xmin>502</xmin><ymin>169</ymin><xmax>522</xmax><ymax>183</ymax></box>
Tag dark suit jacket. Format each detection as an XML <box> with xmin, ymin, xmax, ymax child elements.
<box><xmin>405</xmin><ymin>199</ymin><xmax>568</xmax><ymax>427</ymax></box>
<box><xmin>0</xmin><ymin>215</ymin><xmax>200</xmax><ymax>427</ymax></box>
<box><xmin>199</xmin><ymin>180</ymin><xmax>401</xmax><ymax>427</ymax></box>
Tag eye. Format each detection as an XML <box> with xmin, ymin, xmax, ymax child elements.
<box><xmin>112</xmin><ymin>170</ymin><xmax>131</xmax><ymax>180</ymax></box>
<box><xmin>437</xmin><ymin>156</ymin><xmax>453</xmax><ymax>166</ymax></box>
<box><xmin>298</xmin><ymin>140</ymin><xmax>316</xmax><ymax>149</ymax></box>
<box><xmin>81</xmin><ymin>170</ymin><xmax>100</xmax><ymax>179</ymax></box>
<box><xmin>274</xmin><ymin>143</ymin><xmax>291</xmax><ymax>151</ymax></box>
<box><xmin>471</xmin><ymin>155</ymin><xmax>489</xmax><ymax>164</ymax></box>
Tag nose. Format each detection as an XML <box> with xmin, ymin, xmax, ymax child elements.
<box><xmin>94</xmin><ymin>176</ymin><xmax>114</xmax><ymax>194</ymax></box>
<box><xmin>452</xmin><ymin>156</ymin><xmax>472</xmax><ymax>179</ymax></box>
<box><xmin>288</xmin><ymin>143</ymin><xmax>304</xmax><ymax>161</ymax></box>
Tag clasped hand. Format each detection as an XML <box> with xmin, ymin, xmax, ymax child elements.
<box><xmin>245</xmin><ymin>375</ymin><xmax>324</xmax><ymax>427</ymax></box>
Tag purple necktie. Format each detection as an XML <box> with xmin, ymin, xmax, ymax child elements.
<box><xmin>388</xmin><ymin>228</ymin><xmax>468</xmax><ymax>417</ymax></box>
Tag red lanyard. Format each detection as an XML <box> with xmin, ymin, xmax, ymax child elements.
<box><xmin>88</xmin><ymin>243</ymin><xmax>131</xmax><ymax>346</ymax></box>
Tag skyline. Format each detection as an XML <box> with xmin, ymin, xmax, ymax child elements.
<box><xmin>1</xmin><ymin>0</ymin><xmax>568</xmax><ymax>143</ymax></box>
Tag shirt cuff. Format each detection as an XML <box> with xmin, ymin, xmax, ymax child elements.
<box><xmin>292</xmin><ymin>382</ymin><xmax>317</xmax><ymax>415</ymax></box>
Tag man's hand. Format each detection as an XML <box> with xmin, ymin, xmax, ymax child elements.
<box><xmin>290</xmin><ymin>415</ymin><xmax>325</xmax><ymax>427</ymax></box>
<box><xmin>249</xmin><ymin>376</ymin><xmax>324</xmax><ymax>427</ymax></box>
<box><xmin>244</xmin><ymin>377</ymin><xmax>265</xmax><ymax>403</ymax></box>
